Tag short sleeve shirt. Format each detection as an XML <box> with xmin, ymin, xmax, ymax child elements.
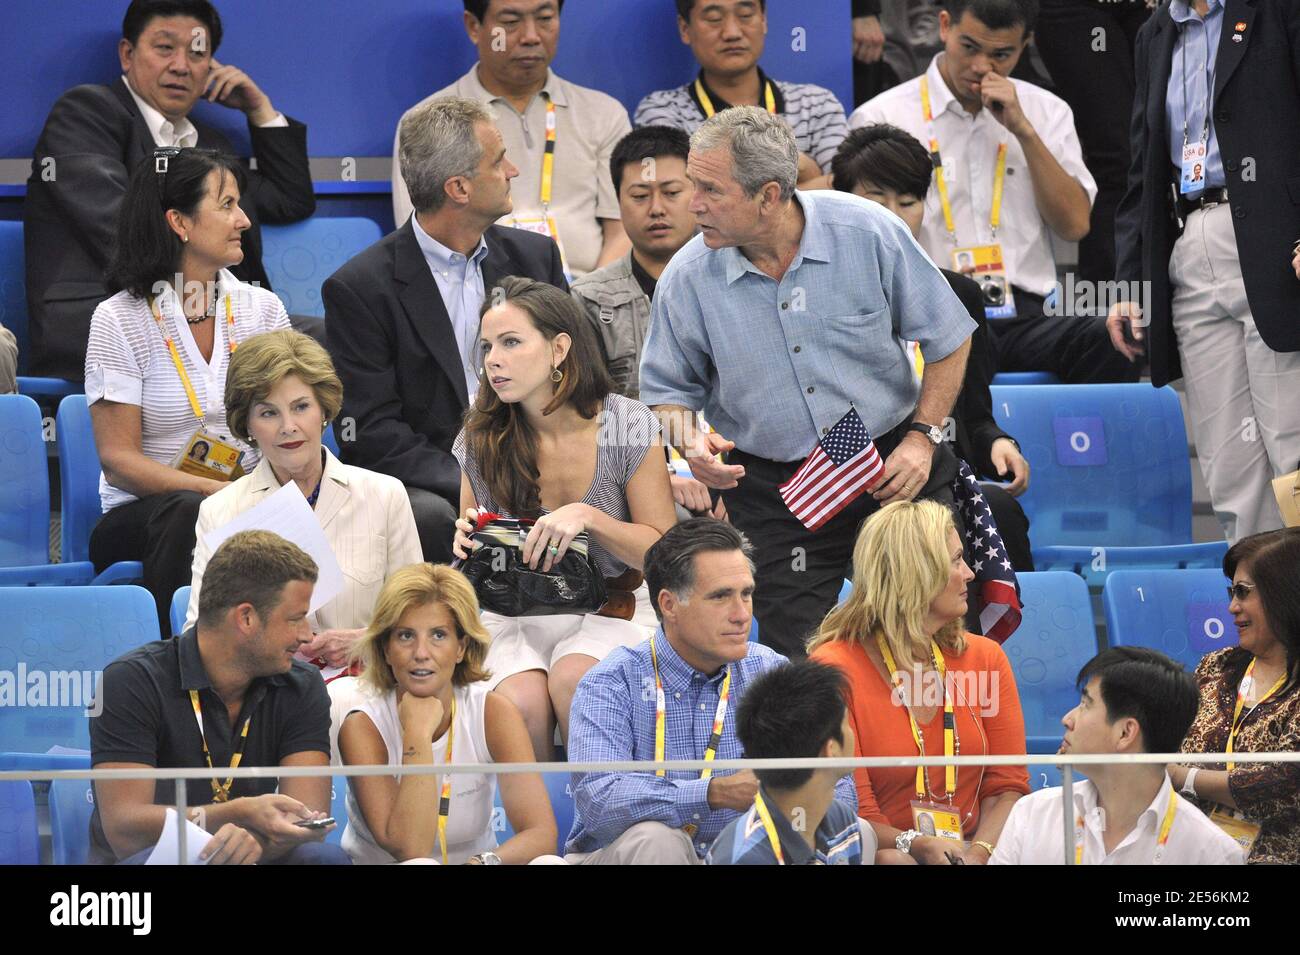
<box><xmin>83</xmin><ymin>271</ymin><xmax>290</xmax><ymax>511</ymax></box>
<box><xmin>87</xmin><ymin>629</ymin><xmax>331</xmax><ymax>864</ymax></box>
<box><xmin>452</xmin><ymin>393</ymin><xmax>660</xmax><ymax>578</ymax></box>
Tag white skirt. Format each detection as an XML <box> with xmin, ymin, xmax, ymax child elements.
<box><xmin>482</xmin><ymin>583</ymin><xmax>657</xmax><ymax>689</ymax></box>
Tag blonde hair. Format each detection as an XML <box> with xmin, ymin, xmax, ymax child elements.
<box><xmin>806</xmin><ymin>500</ymin><xmax>966</xmax><ymax>662</ymax></box>
<box><xmin>224</xmin><ymin>330</ymin><xmax>344</xmax><ymax>443</ymax></box>
<box><xmin>352</xmin><ymin>564</ymin><xmax>492</xmax><ymax>692</ymax></box>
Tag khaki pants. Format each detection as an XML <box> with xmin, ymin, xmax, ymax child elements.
<box><xmin>566</xmin><ymin>822</ymin><xmax>701</xmax><ymax>865</ymax></box>
<box><xmin>1169</xmin><ymin>203</ymin><xmax>1300</xmax><ymax>541</ymax></box>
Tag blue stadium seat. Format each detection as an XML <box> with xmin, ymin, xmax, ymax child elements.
<box><xmin>170</xmin><ymin>585</ymin><xmax>191</xmax><ymax>638</ymax></box>
<box><xmin>0</xmin><ymin>780</ymin><xmax>39</xmax><ymax>864</ymax></box>
<box><xmin>261</xmin><ymin>218</ymin><xmax>383</xmax><ymax>318</ymax></box>
<box><xmin>56</xmin><ymin>394</ymin><xmax>142</xmax><ymax>582</ymax></box>
<box><xmin>990</xmin><ymin>383</ymin><xmax>1226</xmax><ymax>583</ymax></box>
<box><xmin>1027</xmin><ymin>734</ymin><xmax>1064</xmax><ymax>791</ymax></box>
<box><xmin>0</xmin><ymin>752</ymin><xmax>91</xmax><ymax>772</ymax></box>
<box><xmin>49</xmin><ymin>776</ymin><xmax>96</xmax><ymax>865</ymax></box>
<box><xmin>0</xmin><ymin>585</ymin><xmax>159</xmax><ymax>753</ymax></box>
<box><xmin>0</xmin><ymin>220</ymin><xmax>80</xmax><ymax>396</ymax></box>
<box><xmin>1002</xmin><ymin>571</ymin><xmax>1098</xmax><ymax>737</ymax></box>
<box><xmin>321</xmin><ymin>424</ymin><xmax>341</xmax><ymax>456</ymax></box>
<box><xmin>493</xmin><ymin>770</ymin><xmax>575</xmax><ymax>855</ymax></box>
<box><xmin>0</xmin><ymin>394</ymin><xmax>96</xmax><ymax>585</ymax></box>
<box><xmin>1102</xmin><ymin>569</ymin><xmax>1236</xmax><ymax>673</ymax></box>
<box><xmin>326</xmin><ymin>775</ymin><xmax>348</xmax><ymax>847</ymax></box>
<box><xmin>991</xmin><ymin>371</ymin><xmax>1061</xmax><ymax>386</ymax></box>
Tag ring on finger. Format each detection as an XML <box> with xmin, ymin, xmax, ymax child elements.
<box><xmin>547</xmin><ymin>543</ymin><xmax>559</xmax><ymax>555</ymax></box>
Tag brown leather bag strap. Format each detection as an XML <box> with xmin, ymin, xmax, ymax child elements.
<box><xmin>595</xmin><ymin>569</ymin><xmax>644</xmax><ymax>621</ymax></box>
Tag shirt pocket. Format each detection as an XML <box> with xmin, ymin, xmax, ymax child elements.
<box><xmin>337</xmin><ymin>533</ymin><xmax>386</xmax><ymax>586</ymax></box>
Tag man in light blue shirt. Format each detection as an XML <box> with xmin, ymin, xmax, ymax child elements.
<box><xmin>565</xmin><ymin>518</ymin><xmax>859</xmax><ymax>864</ymax></box>
<box><xmin>410</xmin><ymin>217</ymin><xmax>490</xmax><ymax>401</ymax></box>
<box><xmin>640</xmin><ymin>106</ymin><xmax>974</xmax><ymax>658</ymax></box>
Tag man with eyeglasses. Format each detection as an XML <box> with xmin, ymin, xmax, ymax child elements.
<box><xmin>25</xmin><ymin>0</ymin><xmax>315</xmax><ymax>382</ymax></box>
<box><xmin>634</xmin><ymin>0</ymin><xmax>848</xmax><ymax>187</ymax></box>
<box><xmin>391</xmin><ymin>0</ymin><xmax>632</xmax><ymax>278</ymax></box>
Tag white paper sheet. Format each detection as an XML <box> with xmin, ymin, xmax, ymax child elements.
<box><xmin>145</xmin><ymin>808</ymin><xmax>211</xmax><ymax>865</ymax></box>
<box><xmin>200</xmin><ymin>481</ymin><xmax>343</xmax><ymax>614</ymax></box>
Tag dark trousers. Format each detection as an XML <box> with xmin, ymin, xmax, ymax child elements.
<box><xmin>90</xmin><ymin>491</ymin><xmax>203</xmax><ymax>637</ymax></box>
<box><xmin>989</xmin><ymin>289</ymin><xmax>1142</xmax><ymax>383</ymax></box>
<box><xmin>405</xmin><ymin>486</ymin><xmax>458</xmax><ymax>565</ymax></box>
<box><xmin>723</xmin><ymin>421</ymin><xmax>962</xmax><ymax>660</ymax></box>
<box><xmin>1034</xmin><ymin>0</ymin><xmax>1152</xmax><ymax>283</ymax></box>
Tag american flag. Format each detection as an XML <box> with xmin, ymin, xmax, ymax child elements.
<box><xmin>779</xmin><ymin>407</ymin><xmax>885</xmax><ymax>531</ymax></box>
<box><xmin>952</xmin><ymin>459</ymin><xmax>1022</xmax><ymax>643</ymax></box>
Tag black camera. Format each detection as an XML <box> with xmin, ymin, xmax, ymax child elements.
<box><xmin>980</xmin><ymin>275</ymin><xmax>1006</xmax><ymax>307</ymax></box>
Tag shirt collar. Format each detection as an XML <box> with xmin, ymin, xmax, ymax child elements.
<box><xmin>689</xmin><ymin>66</ymin><xmax>785</xmax><ymax>118</ymax></box>
<box><xmin>721</xmin><ymin>190</ymin><xmax>826</xmax><ymax>284</ymax></box>
<box><xmin>249</xmin><ymin>445</ymin><xmax>349</xmax><ymax>494</ymax></box>
<box><xmin>755</xmin><ymin>783</ymin><xmax>817</xmax><ymax>865</ymax></box>
<box><xmin>923</xmin><ymin>54</ymin><xmax>963</xmax><ymax>121</ymax></box>
<box><xmin>1072</xmin><ymin>772</ymin><xmax>1176</xmax><ymax>834</ymax></box>
<box><xmin>466</xmin><ymin>64</ymin><xmax>567</xmax><ymax>109</ymax></box>
<box><xmin>650</xmin><ymin>628</ymin><xmax>729</xmax><ymax>691</ymax></box>
<box><xmin>1170</xmin><ymin>0</ymin><xmax>1223</xmax><ymax>24</ymax></box>
<box><xmin>411</xmin><ymin>213</ymin><xmax>489</xmax><ymax>273</ymax></box>
<box><xmin>121</xmin><ymin>75</ymin><xmax>199</xmax><ymax>147</ymax></box>
<box><xmin>179</xmin><ymin>626</ymin><xmax>290</xmax><ymax>690</ymax></box>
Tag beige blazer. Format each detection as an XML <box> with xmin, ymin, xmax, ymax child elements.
<box><xmin>184</xmin><ymin>447</ymin><xmax>423</xmax><ymax>632</ymax></box>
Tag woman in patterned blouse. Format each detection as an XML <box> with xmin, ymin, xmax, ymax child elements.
<box><xmin>1173</xmin><ymin>528</ymin><xmax>1300</xmax><ymax>864</ymax></box>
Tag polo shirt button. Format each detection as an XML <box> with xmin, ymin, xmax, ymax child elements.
<box><xmin>793</xmin><ymin>345</ymin><xmax>801</xmax><ymax>353</ymax></box>
<box><xmin>806</xmin><ymin>386</ymin><xmax>815</xmax><ymax>394</ymax></box>
<box><xmin>781</xmin><ymin>302</ymin><xmax>789</xmax><ymax>310</ymax></box>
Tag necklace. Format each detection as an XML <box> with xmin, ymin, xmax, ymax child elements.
<box><xmin>185</xmin><ymin>291</ymin><xmax>219</xmax><ymax>325</ymax></box>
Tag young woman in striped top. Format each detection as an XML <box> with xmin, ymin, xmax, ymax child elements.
<box><xmin>452</xmin><ymin>277</ymin><xmax>677</xmax><ymax>762</ymax></box>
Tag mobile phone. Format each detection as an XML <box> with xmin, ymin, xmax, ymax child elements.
<box><xmin>294</xmin><ymin>816</ymin><xmax>336</xmax><ymax>829</ymax></box>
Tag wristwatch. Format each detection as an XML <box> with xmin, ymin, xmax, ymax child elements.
<box><xmin>469</xmin><ymin>851</ymin><xmax>503</xmax><ymax>865</ymax></box>
<box><xmin>1180</xmin><ymin>767</ymin><xmax>1200</xmax><ymax>799</ymax></box>
<box><xmin>896</xmin><ymin>829</ymin><xmax>922</xmax><ymax>855</ymax></box>
<box><xmin>908</xmin><ymin>421</ymin><xmax>944</xmax><ymax>446</ymax></box>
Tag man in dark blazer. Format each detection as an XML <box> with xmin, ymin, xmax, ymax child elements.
<box><xmin>24</xmin><ymin>0</ymin><xmax>314</xmax><ymax>381</ymax></box>
<box><xmin>1108</xmin><ymin>0</ymin><xmax>1300</xmax><ymax>540</ymax></box>
<box><xmin>324</xmin><ymin>97</ymin><xmax>566</xmax><ymax>564</ymax></box>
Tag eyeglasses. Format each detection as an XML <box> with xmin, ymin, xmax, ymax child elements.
<box><xmin>153</xmin><ymin>146</ymin><xmax>183</xmax><ymax>189</ymax></box>
<box><xmin>1226</xmin><ymin>582</ymin><xmax>1256</xmax><ymax>602</ymax></box>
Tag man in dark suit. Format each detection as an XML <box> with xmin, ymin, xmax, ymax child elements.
<box><xmin>324</xmin><ymin>97</ymin><xmax>566</xmax><ymax>563</ymax></box>
<box><xmin>24</xmin><ymin>0</ymin><xmax>314</xmax><ymax>381</ymax></box>
<box><xmin>1108</xmin><ymin>0</ymin><xmax>1300</xmax><ymax>541</ymax></box>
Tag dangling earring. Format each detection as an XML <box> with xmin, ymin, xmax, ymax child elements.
<box><xmin>551</xmin><ymin>367</ymin><xmax>564</xmax><ymax>384</ymax></box>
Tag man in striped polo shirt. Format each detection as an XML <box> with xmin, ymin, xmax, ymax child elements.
<box><xmin>633</xmin><ymin>0</ymin><xmax>848</xmax><ymax>187</ymax></box>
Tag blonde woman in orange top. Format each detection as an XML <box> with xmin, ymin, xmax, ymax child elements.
<box><xmin>809</xmin><ymin>500</ymin><xmax>1029</xmax><ymax>865</ymax></box>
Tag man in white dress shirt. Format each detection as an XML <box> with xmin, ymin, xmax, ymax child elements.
<box><xmin>991</xmin><ymin>647</ymin><xmax>1244</xmax><ymax>865</ymax></box>
<box><xmin>849</xmin><ymin>0</ymin><xmax>1136</xmax><ymax>385</ymax></box>
<box><xmin>391</xmin><ymin>0</ymin><xmax>631</xmax><ymax>277</ymax></box>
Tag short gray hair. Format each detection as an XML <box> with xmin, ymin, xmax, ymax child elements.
<box><xmin>399</xmin><ymin>97</ymin><xmax>495</xmax><ymax>214</ymax></box>
<box><xmin>690</xmin><ymin>106</ymin><xmax>799</xmax><ymax>202</ymax></box>
<box><xmin>643</xmin><ymin>518</ymin><xmax>756</xmax><ymax>622</ymax></box>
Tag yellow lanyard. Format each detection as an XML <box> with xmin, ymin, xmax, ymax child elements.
<box><xmin>876</xmin><ymin>633</ymin><xmax>955</xmax><ymax>801</ymax></box>
<box><xmin>752</xmin><ymin>790</ymin><xmax>786</xmax><ymax>865</ymax></box>
<box><xmin>1227</xmin><ymin>659</ymin><xmax>1286</xmax><ymax>771</ymax></box>
<box><xmin>693</xmin><ymin>76</ymin><xmax>777</xmax><ymax>119</ymax></box>
<box><xmin>149</xmin><ymin>292</ymin><xmax>236</xmax><ymax>422</ymax></box>
<box><xmin>539</xmin><ymin>94</ymin><xmax>557</xmax><ymax>212</ymax></box>
<box><xmin>1076</xmin><ymin>788</ymin><xmax>1178</xmax><ymax>865</ymax></box>
<box><xmin>649</xmin><ymin>634</ymin><xmax>731</xmax><ymax>778</ymax></box>
<box><xmin>920</xmin><ymin>76</ymin><xmax>1008</xmax><ymax>243</ymax></box>
<box><xmin>436</xmin><ymin>696</ymin><xmax>457</xmax><ymax>866</ymax></box>
<box><xmin>188</xmin><ymin>689</ymin><xmax>252</xmax><ymax>803</ymax></box>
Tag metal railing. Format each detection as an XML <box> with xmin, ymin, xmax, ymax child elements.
<box><xmin>5</xmin><ymin>750</ymin><xmax>1292</xmax><ymax>865</ymax></box>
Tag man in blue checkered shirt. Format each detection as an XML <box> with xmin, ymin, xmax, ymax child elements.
<box><xmin>564</xmin><ymin>518</ymin><xmax>859</xmax><ymax>863</ymax></box>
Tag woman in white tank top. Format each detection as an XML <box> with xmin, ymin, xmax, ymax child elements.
<box><xmin>338</xmin><ymin>564</ymin><xmax>557</xmax><ymax>864</ymax></box>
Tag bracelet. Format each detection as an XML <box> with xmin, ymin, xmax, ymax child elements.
<box><xmin>972</xmin><ymin>840</ymin><xmax>995</xmax><ymax>858</ymax></box>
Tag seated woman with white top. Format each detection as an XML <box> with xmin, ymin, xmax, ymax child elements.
<box><xmin>452</xmin><ymin>277</ymin><xmax>677</xmax><ymax>763</ymax></box>
<box><xmin>338</xmin><ymin>564</ymin><xmax>557</xmax><ymax>865</ymax></box>
<box><xmin>183</xmin><ymin>329</ymin><xmax>422</xmax><ymax>667</ymax></box>
<box><xmin>86</xmin><ymin>147</ymin><xmax>289</xmax><ymax>632</ymax></box>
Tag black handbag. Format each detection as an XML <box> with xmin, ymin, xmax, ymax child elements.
<box><xmin>453</xmin><ymin>512</ymin><xmax>608</xmax><ymax>617</ymax></box>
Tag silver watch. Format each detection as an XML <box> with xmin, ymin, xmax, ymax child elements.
<box><xmin>471</xmin><ymin>851</ymin><xmax>503</xmax><ymax>866</ymax></box>
<box><xmin>895</xmin><ymin>829</ymin><xmax>922</xmax><ymax>855</ymax></box>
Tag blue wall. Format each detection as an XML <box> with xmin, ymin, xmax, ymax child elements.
<box><xmin>1</xmin><ymin>0</ymin><xmax>852</xmax><ymax>160</ymax></box>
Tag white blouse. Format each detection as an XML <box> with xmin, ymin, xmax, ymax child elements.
<box><xmin>183</xmin><ymin>448</ymin><xmax>423</xmax><ymax>633</ymax></box>
<box><xmin>341</xmin><ymin>682</ymin><xmax>498</xmax><ymax>865</ymax></box>
<box><xmin>84</xmin><ymin>270</ymin><xmax>290</xmax><ymax>511</ymax></box>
